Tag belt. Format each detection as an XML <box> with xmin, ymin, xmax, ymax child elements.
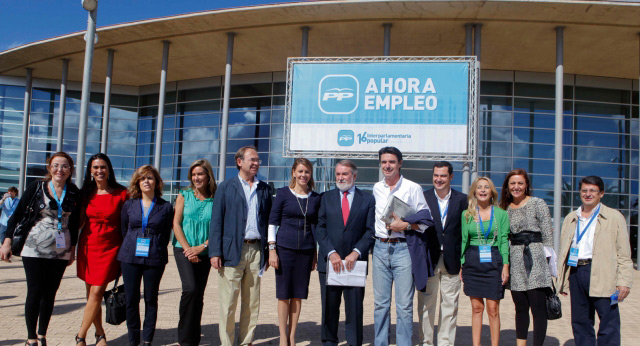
<box><xmin>509</xmin><ymin>231</ymin><xmax>543</xmax><ymax>277</ymax></box>
<box><xmin>577</xmin><ymin>259</ymin><xmax>592</xmax><ymax>266</ymax></box>
<box><xmin>243</xmin><ymin>239</ymin><xmax>260</xmax><ymax>244</ymax></box>
<box><xmin>376</xmin><ymin>237</ymin><xmax>406</xmax><ymax>243</ymax></box>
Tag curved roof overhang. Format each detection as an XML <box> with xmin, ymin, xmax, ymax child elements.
<box><xmin>1</xmin><ymin>0</ymin><xmax>639</xmax><ymax>86</ymax></box>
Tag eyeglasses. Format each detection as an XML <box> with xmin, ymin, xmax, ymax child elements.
<box><xmin>580</xmin><ymin>189</ymin><xmax>600</xmax><ymax>195</ymax></box>
<box><xmin>51</xmin><ymin>164</ymin><xmax>71</xmax><ymax>170</ymax></box>
<box><xmin>243</xmin><ymin>158</ymin><xmax>262</xmax><ymax>164</ymax></box>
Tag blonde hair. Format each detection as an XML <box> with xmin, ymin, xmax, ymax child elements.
<box><xmin>187</xmin><ymin>159</ymin><xmax>217</xmax><ymax>198</ymax></box>
<box><xmin>464</xmin><ymin>176</ymin><xmax>499</xmax><ymax>222</ymax></box>
<box><xmin>128</xmin><ymin>165</ymin><xmax>163</xmax><ymax>199</ymax></box>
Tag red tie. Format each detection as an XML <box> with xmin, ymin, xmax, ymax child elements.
<box><xmin>342</xmin><ymin>191</ymin><xmax>350</xmax><ymax>226</ymax></box>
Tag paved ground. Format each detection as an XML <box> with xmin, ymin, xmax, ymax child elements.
<box><xmin>1</xmin><ymin>253</ymin><xmax>639</xmax><ymax>345</ymax></box>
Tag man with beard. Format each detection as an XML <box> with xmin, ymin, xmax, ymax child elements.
<box><xmin>314</xmin><ymin>160</ymin><xmax>375</xmax><ymax>346</ymax></box>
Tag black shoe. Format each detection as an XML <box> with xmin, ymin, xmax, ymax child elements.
<box><xmin>75</xmin><ymin>335</ymin><xmax>86</xmax><ymax>345</ymax></box>
<box><xmin>95</xmin><ymin>334</ymin><xmax>106</xmax><ymax>345</ymax></box>
<box><xmin>38</xmin><ymin>338</ymin><xmax>47</xmax><ymax>346</ymax></box>
<box><xmin>25</xmin><ymin>341</ymin><xmax>37</xmax><ymax>346</ymax></box>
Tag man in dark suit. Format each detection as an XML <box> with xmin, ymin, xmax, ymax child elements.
<box><xmin>209</xmin><ymin>146</ymin><xmax>273</xmax><ymax>346</ymax></box>
<box><xmin>314</xmin><ymin>160</ymin><xmax>375</xmax><ymax>346</ymax></box>
<box><xmin>417</xmin><ymin>161</ymin><xmax>468</xmax><ymax>346</ymax></box>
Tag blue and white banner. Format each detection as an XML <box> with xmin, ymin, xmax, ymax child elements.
<box><xmin>285</xmin><ymin>58</ymin><xmax>477</xmax><ymax>160</ymax></box>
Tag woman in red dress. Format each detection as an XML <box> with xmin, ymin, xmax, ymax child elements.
<box><xmin>75</xmin><ymin>154</ymin><xmax>128</xmax><ymax>346</ymax></box>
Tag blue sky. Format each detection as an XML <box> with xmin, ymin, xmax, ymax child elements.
<box><xmin>0</xmin><ymin>0</ymin><xmax>305</xmax><ymax>52</ymax></box>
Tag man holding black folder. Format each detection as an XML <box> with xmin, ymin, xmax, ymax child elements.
<box><xmin>372</xmin><ymin>146</ymin><xmax>432</xmax><ymax>346</ymax></box>
<box><xmin>314</xmin><ymin>160</ymin><xmax>375</xmax><ymax>346</ymax></box>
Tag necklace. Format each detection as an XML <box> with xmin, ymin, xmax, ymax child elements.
<box><xmin>475</xmin><ymin>206</ymin><xmax>497</xmax><ymax>246</ymax></box>
<box><xmin>294</xmin><ymin>190</ymin><xmax>309</xmax><ymax>233</ymax></box>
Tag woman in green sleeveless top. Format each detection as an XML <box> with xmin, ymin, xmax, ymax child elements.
<box><xmin>172</xmin><ymin>159</ymin><xmax>217</xmax><ymax>346</ymax></box>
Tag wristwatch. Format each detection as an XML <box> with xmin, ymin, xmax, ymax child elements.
<box><xmin>202</xmin><ymin>243</ymin><xmax>208</xmax><ymax>249</ymax></box>
<box><xmin>269</xmin><ymin>244</ymin><xmax>276</xmax><ymax>250</ymax></box>
<box><xmin>405</xmin><ymin>222</ymin><xmax>412</xmax><ymax>231</ymax></box>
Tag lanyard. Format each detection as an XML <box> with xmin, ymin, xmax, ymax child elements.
<box><xmin>575</xmin><ymin>205</ymin><xmax>601</xmax><ymax>245</ymax></box>
<box><xmin>439</xmin><ymin>200</ymin><xmax>449</xmax><ymax>224</ymax></box>
<box><xmin>477</xmin><ymin>206</ymin><xmax>494</xmax><ymax>241</ymax></box>
<box><xmin>49</xmin><ymin>182</ymin><xmax>67</xmax><ymax>231</ymax></box>
<box><xmin>9</xmin><ymin>198</ymin><xmax>18</xmax><ymax>210</ymax></box>
<box><xmin>140</xmin><ymin>197</ymin><xmax>156</xmax><ymax>235</ymax></box>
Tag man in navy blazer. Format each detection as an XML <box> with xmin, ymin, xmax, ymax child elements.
<box><xmin>417</xmin><ymin>161</ymin><xmax>468</xmax><ymax>346</ymax></box>
<box><xmin>209</xmin><ymin>146</ymin><xmax>273</xmax><ymax>346</ymax></box>
<box><xmin>314</xmin><ymin>160</ymin><xmax>375</xmax><ymax>346</ymax></box>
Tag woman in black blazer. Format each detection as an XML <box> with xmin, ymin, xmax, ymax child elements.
<box><xmin>267</xmin><ymin>158</ymin><xmax>321</xmax><ymax>346</ymax></box>
<box><xmin>117</xmin><ymin>165</ymin><xmax>174</xmax><ymax>346</ymax></box>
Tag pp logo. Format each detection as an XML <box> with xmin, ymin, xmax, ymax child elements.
<box><xmin>318</xmin><ymin>75</ymin><xmax>359</xmax><ymax>114</ymax></box>
<box><xmin>337</xmin><ymin>130</ymin><xmax>355</xmax><ymax>147</ymax></box>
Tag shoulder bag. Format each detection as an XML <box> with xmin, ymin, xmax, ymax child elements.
<box><xmin>11</xmin><ymin>182</ymin><xmax>43</xmax><ymax>256</ymax></box>
<box><xmin>546</xmin><ymin>280</ymin><xmax>562</xmax><ymax>320</ymax></box>
<box><xmin>103</xmin><ymin>274</ymin><xmax>127</xmax><ymax>325</ymax></box>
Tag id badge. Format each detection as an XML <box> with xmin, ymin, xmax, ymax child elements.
<box><xmin>135</xmin><ymin>238</ymin><xmax>150</xmax><ymax>257</ymax></box>
<box><xmin>479</xmin><ymin>245</ymin><xmax>492</xmax><ymax>263</ymax></box>
<box><xmin>55</xmin><ymin>232</ymin><xmax>66</xmax><ymax>249</ymax></box>
<box><xmin>567</xmin><ymin>247</ymin><xmax>579</xmax><ymax>267</ymax></box>
<box><xmin>610</xmin><ymin>290</ymin><xmax>620</xmax><ymax>305</ymax></box>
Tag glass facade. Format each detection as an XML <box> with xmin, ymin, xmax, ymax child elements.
<box><xmin>1</xmin><ymin>72</ymin><xmax>638</xmax><ymax>229</ymax></box>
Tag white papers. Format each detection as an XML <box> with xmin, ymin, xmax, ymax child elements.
<box><xmin>380</xmin><ymin>195</ymin><xmax>416</xmax><ymax>224</ymax></box>
<box><xmin>326</xmin><ymin>260</ymin><xmax>367</xmax><ymax>287</ymax></box>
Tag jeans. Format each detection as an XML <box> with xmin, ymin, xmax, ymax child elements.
<box><xmin>372</xmin><ymin>240</ymin><xmax>414</xmax><ymax>346</ymax></box>
<box><xmin>121</xmin><ymin>262</ymin><xmax>166</xmax><ymax>345</ymax></box>
<box><xmin>0</xmin><ymin>223</ymin><xmax>6</xmax><ymax>243</ymax></box>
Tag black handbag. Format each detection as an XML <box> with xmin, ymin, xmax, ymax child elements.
<box><xmin>103</xmin><ymin>275</ymin><xmax>127</xmax><ymax>325</ymax></box>
<box><xmin>11</xmin><ymin>182</ymin><xmax>43</xmax><ymax>256</ymax></box>
<box><xmin>546</xmin><ymin>280</ymin><xmax>562</xmax><ymax>320</ymax></box>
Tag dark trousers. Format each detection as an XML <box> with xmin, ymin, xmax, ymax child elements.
<box><xmin>318</xmin><ymin>271</ymin><xmax>365</xmax><ymax>346</ymax></box>
<box><xmin>121</xmin><ymin>262</ymin><xmax>166</xmax><ymax>345</ymax></box>
<box><xmin>569</xmin><ymin>263</ymin><xmax>621</xmax><ymax>346</ymax></box>
<box><xmin>511</xmin><ymin>288</ymin><xmax>548</xmax><ymax>346</ymax></box>
<box><xmin>22</xmin><ymin>257</ymin><xmax>68</xmax><ymax>339</ymax></box>
<box><xmin>173</xmin><ymin>248</ymin><xmax>211</xmax><ymax>346</ymax></box>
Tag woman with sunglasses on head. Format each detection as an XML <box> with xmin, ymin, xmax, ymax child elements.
<box><xmin>500</xmin><ymin>169</ymin><xmax>553</xmax><ymax>346</ymax></box>
<box><xmin>0</xmin><ymin>152</ymin><xmax>81</xmax><ymax>346</ymax></box>
<box><xmin>461</xmin><ymin>177</ymin><xmax>510</xmax><ymax>346</ymax></box>
<box><xmin>118</xmin><ymin>165</ymin><xmax>174</xmax><ymax>346</ymax></box>
<box><xmin>75</xmin><ymin>153</ymin><xmax>128</xmax><ymax>346</ymax></box>
<box><xmin>172</xmin><ymin>159</ymin><xmax>217</xmax><ymax>346</ymax></box>
<box><xmin>267</xmin><ymin>158</ymin><xmax>321</xmax><ymax>346</ymax></box>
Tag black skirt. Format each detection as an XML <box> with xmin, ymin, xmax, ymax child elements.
<box><xmin>275</xmin><ymin>245</ymin><xmax>314</xmax><ymax>299</ymax></box>
<box><xmin>462</xmin><ymin>245</ymin><xmax>505</xmax><ymax>300</ymax></box>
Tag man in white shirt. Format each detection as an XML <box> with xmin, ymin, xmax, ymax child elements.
<box><xmin>557</xmin><ymin>175</ymin><xmax>633</xmax><ymax>346</ymax></box>
<box><xmin>372</xmin><ymin>146</ymin><xmax>430</xmax><ymax>346</ymax></box>
<box><xmin>418</xmin><ymin>162</ymin><xmax>468</xmax><ymax>346</ymax></box>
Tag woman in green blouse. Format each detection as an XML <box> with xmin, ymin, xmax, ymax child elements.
<box><xmin>172</xmin><ymin>159</ymin><xmax>217</xmax><ymax>346</ymax></box>
<box><xmin>461</xmin><ymin>176</ymin><xmax>510</xmax><ymax>346</ymax></box>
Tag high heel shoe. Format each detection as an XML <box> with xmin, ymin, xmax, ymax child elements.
<box><xmin>95</xmin><ymin>334</ymin><xmax>107</xmax><ymax>345</ymax></box>
<box><xmin>38</xmin><ymin>337</ymin><xmax>47</xmax><ymax>346</ymax></box>
<box><xmin>25</xmin><ymin>341</ymin><xmax>37</xmax><ymax>346</ymax></box>
<box><xmin>75</xmin><ymin>334</ymin><xmax>86</xmax><ymax>345</ymax></box>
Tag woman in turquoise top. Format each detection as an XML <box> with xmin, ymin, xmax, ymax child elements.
<box><xmin>461</xmin><ymin>176</ymin><xmax>510</xmax><ymax>346</ymax></box>
<box><xmin>172</xmin><ymin>159</ymin><xmax>217</xmax><ymax>346</ymax></box>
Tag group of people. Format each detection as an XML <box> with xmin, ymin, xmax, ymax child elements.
<box><xmin>0</xmin><ymin>145</ymin><xmax>634</xmax><ymax>346</ymax></box>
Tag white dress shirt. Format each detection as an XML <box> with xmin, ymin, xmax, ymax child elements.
<box><xmin>572</xmin><ymin>204</ymin><xmax>601</xmax><ymax>260</ymax></box>
<box><xmin>435</xmin><ymin>188</ymin><xmax>451</xmax><ymax>228</ymax></box>
<box><xmin>373</xmin><ymin>175</ymin><xmax>429</xmax><ymax>239</ymax></box>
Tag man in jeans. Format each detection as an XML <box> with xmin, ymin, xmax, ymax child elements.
<box><xmin>372</xmin><ymin>146</ymin><xmax>430</xmax><ymax>346</ymax></box>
